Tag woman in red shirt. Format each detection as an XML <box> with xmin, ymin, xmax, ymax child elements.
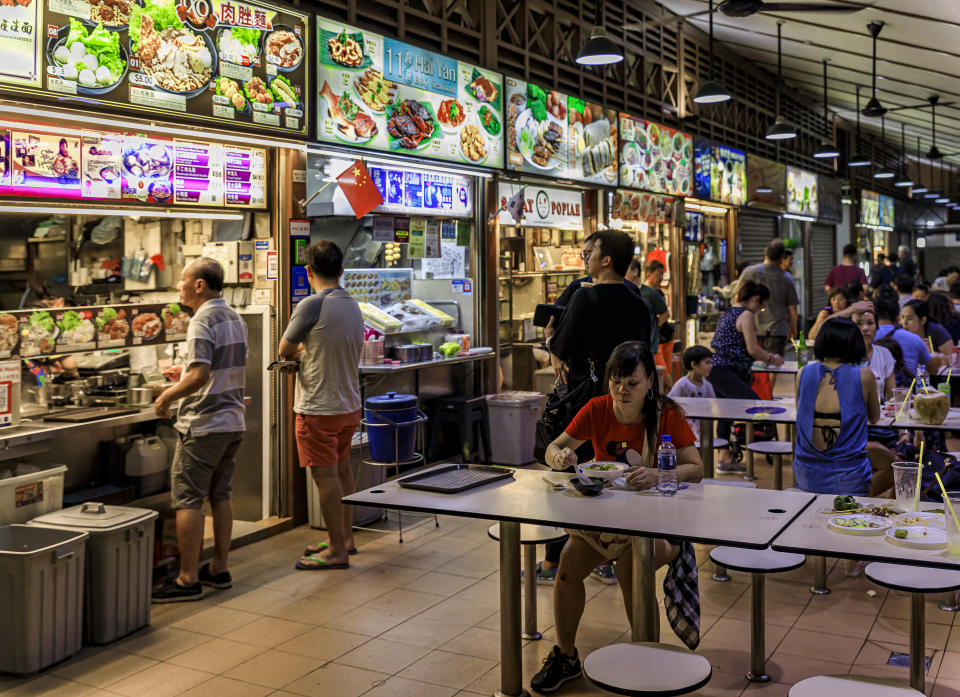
<box><xmin>532</xmin><ymin>341</ymin><xmax>703</xmax><ymax>693</ymax></box>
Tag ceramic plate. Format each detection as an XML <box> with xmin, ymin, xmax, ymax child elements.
<box><xmin>827</xmin><ymin>514</ymin><xmax>892</xmax><ymax>535</ymax></box>
<box><xmin>894</xmin><ymin>512</ymin><xmax>946</xmax><ymax>529</ymax></box>
<box><xmin>885</xmin><ymin>525</ymin><xmax>947</xmax><ymax>549</ymax></box>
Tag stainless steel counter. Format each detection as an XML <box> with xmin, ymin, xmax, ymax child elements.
<box><xmin>0</xmin><ymin>408</ymin><xmax>165</xmax><ymax>449</ymax></box>
<box><xmin>359</xmin><ymin>352</ymin><xmax>495</xmax><ymax>374</ymax></box>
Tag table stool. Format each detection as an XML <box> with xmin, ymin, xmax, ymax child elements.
<box><xmin>865</xmin><ymin>562</ymin><xmax>960</xmax><ymax>692</ymax></box>
<box><xmin>487</xmin><ymin>523</ymin><xmax>566</xmax><ymax>640</ymax></box>
<box><xmin>429</xmin><ymin>395</ymin><xmax>492</xmax><ymax>464</ymax></box>
<box><xmin>583</xmin><ymin>642</ymin><xmax>712</xmax><ymax>696</ymax></box>
<box><xmin>709</xmin><ymin>547</ymin><xmax>805</xmax><ymax>682</ymax></box>
<box><xmin>745</xmin><ymin>440</ymin><xmax>793</xmax><ymax>490</ymax></box>
<box><xmin>789</xmin><ymin>675</ymin><xmax>923</xmax><ymax>697</ymax></box>
<box><xmin>940</xmin><ymin>590</ymin><xmax>960</xmax><ymax>611</ymax></box>
<box><xmin>700</xmin><ymin>479</ymin><xmax>758</xmax><ymax>581</ymax></box>
<box><xmin>694</xmin><ymin>438</ymin><xmax>729</xmax><ymax>449</ymax></box>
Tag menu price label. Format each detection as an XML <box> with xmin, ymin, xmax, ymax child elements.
<box><xmin>223</xmin><ymin>145</ymin><xmax>266</xmax><ymax>207</ymax></box>
<box><xmin>174</xmin><ymin>141</ymin><xmax>224</xmax><ymax>205</ymax></box>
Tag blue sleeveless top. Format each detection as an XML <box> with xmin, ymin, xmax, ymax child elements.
<box><xmin>794</xmin><ymin>362</ymin><xmax>871</xmax><ymax>495</ymax></box>
<box><xmin>711</xmin><ymin>307</ymin><xmax>752</xmax><ymax>375</ymax></box>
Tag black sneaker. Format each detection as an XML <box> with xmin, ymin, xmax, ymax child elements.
<box><xmin>530</xmin><ymin>645</ymin><xmax>581</xmax><ymax>694</ymax></box>
<box><xmin>152</xmin><ymin>577</ymin><xmax>203</xmax><ymax>604</ymax></box>
<box><xmin>199</xmin><ymin>562</ymin><xmax>233</xmax><ymax>589</ymax></box>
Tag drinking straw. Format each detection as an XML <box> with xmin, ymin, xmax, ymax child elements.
<box><xmin>929</xmin><ymin>336</ymin><xmax>936</xmax><ymax>355</ymax></box>
<box><xmin>914</xmin><ymin>442</ymin><xmax>924</xmax><ymax>508</ymax></box>
<box><xmin>896</xmin><ymin>377</ymin><xmax>916</xmax><ymax>421</ymax></box>
<box><xmin>935</xmin><ymin>472</ymin><xmax>960</xmax><ymax>538</ymax></box>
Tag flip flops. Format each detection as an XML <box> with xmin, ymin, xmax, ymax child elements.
<box><xmin>303</xmin><ymin>541</ymin><xmax>358</xmax><ymax>556</ymax></box>
<box><xmin>295</xmin><ymin>554</ymin><xmax>350</xmax><ymax>571</ymax></box>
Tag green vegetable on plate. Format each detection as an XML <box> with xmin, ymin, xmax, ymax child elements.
<box><xmin>833</xmin><ymin>495</ymin><xmax>859</xmax><ymax>512</ymax></box>
<box><xmin>129</xmin><ymin>0</ymin><xmax>184</xmax><ymax>51</ymax></box>
<box><xmin>894</xmin><ymin>529</ymin><xmax>908</xmax><ymax>539</ymax></box>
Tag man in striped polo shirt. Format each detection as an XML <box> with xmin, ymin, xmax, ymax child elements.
<box><xmin>152</xmin><ymin>258</ymin><xmax>247</xmax><ymax>603</ymax></box>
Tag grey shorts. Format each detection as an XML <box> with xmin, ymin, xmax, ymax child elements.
<box><xmin>171</xmin><ymin>431</ymin><xmax>244</xmax><ymax>510</ymax></box>
<box><xmin>762</xmin><ymin>335</ymin><xmax>788</xmax><ymax>356</ymax></box>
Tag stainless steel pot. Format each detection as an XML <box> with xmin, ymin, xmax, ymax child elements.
<box><xmin>413</xmin><ymin>344</ymin><xmax>433</xmax><ymax>361</ymax></box>
<box><xmin>391</xmin><ymin>345</ymin><xmax>421</xmax><ymax>363</ymax></box>
<box><xmin>127</xmin><ymin>387</ymin><xmax>154</xmax><ymax>407</ymax></box>
<box><xmin>86</xmin><ymin>375</ymin><xmax>108</xmax><ymax>389</ymax></box>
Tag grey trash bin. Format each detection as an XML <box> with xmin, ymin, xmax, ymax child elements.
<box><xmin>0</xmin><ymin>524</ymin><xmax>87</xmax><ymax>675</ymax></box>
<box><xmin>31</xmin><ymin>502</ymin><xmax>158</xmax><ymax>644</ymax></box>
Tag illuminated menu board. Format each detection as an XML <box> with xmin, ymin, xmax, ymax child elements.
<box><xmin>174</xmin><ymin>141</ymin><xmax>224</xmax><ymax>205</ymax></box>
<box><xmin>618</xmin><ymin>114</ymin><xmax>692</xmax><ymax>196</ymax></box>
<box><xmin>223</xmin><ymin>146</ymin><xmax>265</xmax><ymax>207</ymax></box>
<box><xmin>0</xmin><ymin>0</ymin><xmax>309</xmax><ymax>136</ymax></box>
<box><xmin>370</xmin><ymin>166</ymin><xmax>472</xmax><ymax>217</ymax></box>
<box><xmin>879</xmin><ymin>193</ymin><xmax>895</xmax><ymax>228</ymax></box>
<box><xmin>786</xmin><ymin>166</ymin><xmax>818</xmax><ymax>216</ymax></box>
<box><xmin>860</xmin><ymin>189</ymin><xmax>879</xmax><ymax>226</ymax></box>
<box><xmin>316</xmin><ymin>16</ymin><xmax>503</xmax><ymax>168</ymax></box>
<box><xmin>693</xmin><ymin>138</ymin><xmax>746</xmax><ymax>205</ymax></box>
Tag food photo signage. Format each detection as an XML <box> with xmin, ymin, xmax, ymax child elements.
<box><xmin>496</xmin><ymin>182</ymin><xmax>583</xmax><ymax>229</ymax></box>
<box><xmin>503</xmin><ymin>77</ymin><xmax>618</xmax><ymax>185</ymax></box>
<box><xmin>609</xmin><ymin>189</ymin><xmax>675</xmax><ymax>225</ymax></box>
<box><xmin>0</xmin><ymin>0</ymin><xmax>42</xmax><ymax>87</ymax></box>
<box><xmin>618</xmin><ymin>113</ymin><xmax>692</xmax><ymax>197</ymax></box>
<box><xmin>0</xmin><ymin>0</ymin><xmax>308</xmax><ymax>135</ymax></box>
<box><xmin>693</xmin><ymin>138</ymin><xmax>746</xmax><ymax>205</ymax></box>
<box><xmin>879</xmin><ymin>193</ymin><xmax>895</xmax><ymax>229</ymax></box>
<box><xmin>316</xmin><ymin>16</ymin><xmax>504</xmax><ymax>168</ymax></box>
<box><xmin>860</xmin><ymin>189</ymin><xmax>880</xmax><ymax>226</ymax></box>
<box><xmin>786</xmin><ymin>166</ymin><xmax>818</xmax><ymax>216</ymax></box>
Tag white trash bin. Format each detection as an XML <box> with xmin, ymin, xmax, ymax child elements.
<box><xmin>486</xmin><ymin>391</ymin><xmax>546</xmax><ymax>465</ymax></box>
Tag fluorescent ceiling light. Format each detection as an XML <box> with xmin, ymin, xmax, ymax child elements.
<box><xmin>576</xmin><ymin>27</ymin><xmax>623</xmax><ymax>66</ymax></box>
<box><xmin>756</xmin><ymin>187</ymin><xmax>773</xmax><ymax>194</ymax></box>
<box><xmin>784</xmin><ymin>213</ymin><xmax>815</xmax><ymax>222</ymax></box>
<box><xmin>936</xmin><ymin>197</ymin><xmax>950</xmax><ymax>203</ymax></box>
<box><xmin>894</xmin><ymin>176</ymin><xmax>913</xmax><ymax>188</ymax></box>
<box><xmin>924</xmin><ymin>191</ymin><xmax>940</xmax><ymax>199</ymax></box>
<box><xmin>873</xmin><ymin>168</ymin><xmax>896</xmax><ymax>180</ymax></box>
<box><xmin>848</xmin><ymin>153</ymin><xmax>871</xmax><ymax>167</ymax></box>
<box><xmin>913</xmin><ymin>186</ymin><xmax>928</xmax><ymax>194</ymax></box>
<box><xmin>0</xmin><ymin>205</ymin><xmax>243</xmax><ymax>220</ymax></box>
<box><xmin>813</xmin><ymin>141</ymin><xmax>840</xmax><ymax>159</ymax></box>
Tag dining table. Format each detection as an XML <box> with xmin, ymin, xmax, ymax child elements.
<box><xmin>890</xmin><ymin>405</ymin><xmax>960</xmax><ymax>431</ymax></box>
<box><xmin>750</xmin><ymin>360</ymin><xmax>800</xmax><ymax>375</ymax></box>
<box><xmin>344</xmin><ymin>466</ymin><xmax>815</xmax><ymax>697</ymax></box>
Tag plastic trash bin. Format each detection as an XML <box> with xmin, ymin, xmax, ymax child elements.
<box><xmin>0</xmin><ymin>464</ymin><xmax>67</xmax><ymax>524</ymax></box>
<box><xmin>31</xmin><ymin>502</ymin><xmax>157</xmax><ymax>644</ymax></box>
<box><xmin>0</xmin><ymin>524</ymin><xmax>87</xmax><ymax>675</ymax></box>
<box><xmin>486</xmin><ymin>391</ymin><xmax>546</xmax><ymax>465</ymax></box>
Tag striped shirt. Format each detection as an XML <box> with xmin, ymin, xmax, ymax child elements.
<box><xmin>175</xmin><ymin>298</ymin><xmax>247</xmax><ymax>436</ymax></box>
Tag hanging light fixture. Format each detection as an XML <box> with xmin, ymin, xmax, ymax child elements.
<box><xmin>925</xmin><ymin>96</ymin><xmax>943</xmax><ymax>160</ymax></box>
<box><xmin>576</xmin><ymin>4</ymin><xmax>623</xmax><ymax>68</ymax></box>
<box><xmin>813</xmin><ymin>60</ymin><xmax>838</xmax><ymax>158</ymax></box>
<box><xmin>694</xmin><ymin>0</ymin><xmax>732</xmax><ymax>104</ymax></box>
<box><xmin>873</xmin><ymin>115</ymin><xmax>895</xmax><ymax>179</ymax></box>
<box><xmin>935</xmin><ymin>164</ymin><xmax>950</xmax><ymax>203</ymax></box>
<box><xmin>848</xmin><ymin>86</ymin><xmax>871</xmax><ymax>167</ymax></box>
<box><xmin>913</xmin><ymin>138</ymin><xmax>929</xmax><ymax>194</ymax></box>
<box><xmin>862</xmin><ymin>22</ymin><xmax>886</xmax><ymax>117</ymax></box>
<box><xmin>766</xmin><ymin>22</ymin><xmax>797</xmax><ymax>141</ymax></box>
<box><xmin>924</xmin><ymin>154</ymin><xmax>940</xmax><ymax>197</ymax></box>
<box><xmin>894</xmin><ymin>123</ymin><xmax>913</xmax><ymax>188</ymax></box>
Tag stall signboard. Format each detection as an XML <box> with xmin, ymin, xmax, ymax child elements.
<box><xmin>618</xmin><ymin>113</ymin><xmax>692</xmax><ymax>197</ymax></box>
<box><xmin>609</xmin><ymin>189</ymin><xmax>675</xmax><ymax>225</ymax></box>
<box><xmin>746</xmin><ymin>154</ymin><xmax>785</xmax><ymax>210</ymax></box>
<box><xmin>693</xmin><ymin>138</ymin><xmax>746</xmax><ymax>205</ymax></box>
<box><xmin>316</xmin><ymin>16</ymin><xmax>503</xmax><ymax>168</ymax></box>
<box><xmin>503</xmin><ymin>78</ymin><xmax>618</xmax><ymax>185</ymax></box>
<box><xmin>497</xmin><ymin>182</ymin><xmax>582</xmax><ymax>229</ymax></box>
<box><xmin>0</xmin><ymin>122</ymin><xmax>266</xmax><ymax>207</ymax></box>
<box><xmin>860</xmin><ymin>189</ymin><xmax>880</xmax><ymax>226</ymax></box>
<box><xmin>0</xmin><ymin>0</ymin><xmax>309</xmax><ymax>136</ymax></box>
<box><xmin>369</xmin><ymin>165</ymin><xmax>472</xmax><ymax>217</ymax></box>
<box><xmin>879</xmin><ymin>193</ymin><xmax>895</xmax><ymax>228</ymax></box>
<box><xmin>786</xmin><ymin>166</ymin><xmax>818</xmax><ymax>216</ymax></box>
<box><xmin>341</xmin><ymin>267</ymin><xmax>412</xmax><ymax>306</ymax></box>
<box><xmin>818</xmin><ymin>175</ymin><xmax>843</xmax><ymax>223</ymax></box>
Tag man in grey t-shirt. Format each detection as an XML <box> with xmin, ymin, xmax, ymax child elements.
<box><xmin>279</xmin><ymin>241</ymin><xmax>363</xmax><ymax>570</ymax></box>
<box><xmin>739</xmin><ymin>239</ymin><xmax>798</xmax><ymax>356</ymax></box>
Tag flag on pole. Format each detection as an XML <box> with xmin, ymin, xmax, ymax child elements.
<box><xmin>336</xmin><ymin>159</ymin><xmax>383</xmax><ymax>218</ymax></box>
<box><xmin>506</xmin><ymin>186</ymin><xmax>526</xmax><ymax>225</ymax></box>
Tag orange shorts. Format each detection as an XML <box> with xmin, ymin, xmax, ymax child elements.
<box><xmin>295</xmin><ymin>411</ymin><xmax>362</xmax><ymax>468</ymax></box>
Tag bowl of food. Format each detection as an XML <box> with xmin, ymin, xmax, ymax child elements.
<box><xmin>578</xmin><ymin>462</ymin><xmax>627</xmax><ymax>482</ymax></box>
<box><xmin>570</xmin><ymin>476</ymin><xmax>606</xmax><ymax>497</ymax></box>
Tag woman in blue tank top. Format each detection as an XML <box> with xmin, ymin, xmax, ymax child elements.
<box><xmin>794</xmin><ymin>318</ymin><xmax>881</xmax><ymax>495</ymax></box>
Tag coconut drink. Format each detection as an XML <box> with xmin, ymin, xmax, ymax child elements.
<box><xmin>913</xmin><ymin>387</ymin><xmax>950</xmax><ymax>425</ymax></box>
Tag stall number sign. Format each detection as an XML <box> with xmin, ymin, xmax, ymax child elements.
<box><xmin>497</xmin><ymin>184</ymin><xmax>583</xmax><ymax>229</ymax></box>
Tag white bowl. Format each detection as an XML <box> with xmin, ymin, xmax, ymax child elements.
<box><xmin>577</xmin><ymin>462</ymin><xmax>628</xmax><ymax>482</ymax></box>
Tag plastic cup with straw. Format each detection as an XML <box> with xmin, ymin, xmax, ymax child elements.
<box><xmin>935</xmin><ymin>472</ymin><xmax>960</xmax><ymax>556</ymax></box>
<box><xmin>896</xmin><ymin>377</ymin><xmax>916</xmax><ymax>422</ymax></box>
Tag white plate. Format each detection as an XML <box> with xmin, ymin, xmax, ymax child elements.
<box><xmin>578</xmin><ymin>461</ymin><xmax>628</xmax><ymax>482</ymax></box>
<box><xmin>894</xmin><ymin>512</ymin><xmax>946</xmax><ymax>529</ymax></box>
<box><xmin>885</xmin><ymin>525</ymin><xmax>947</xmax><ymax>549</ymax></box>
<box><xmin>827</xmin><ymin>514</ymin><xmax>892</xmax><ymax>536</ymax></box>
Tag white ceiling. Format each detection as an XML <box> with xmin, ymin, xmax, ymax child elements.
<box><xmin>647</xmin><ymin>1</ymin><xmax>960</xmax><ymax>177</ymax></box>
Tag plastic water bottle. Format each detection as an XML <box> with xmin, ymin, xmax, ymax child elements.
<box><xmin>657</xmin><ymin>435</ymin><xmax>678</xmax><ymax>496</ymax></box>
<box><xmin>917</xmin><ymin>364</ymin><xmax>929</xmax><ymax>392</ymax></box>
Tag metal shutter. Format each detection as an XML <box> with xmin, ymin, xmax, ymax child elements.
<box><xmin>811</xmin><ymin>223</ymin><xmax>836</xmax><ymax>314</ymax></box>
<box><xmin>738</xmin><ymin>211</ymin><xmax>777</xmax><ymax>266</ymax></box>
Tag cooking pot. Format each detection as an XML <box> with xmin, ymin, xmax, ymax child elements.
<box><xmin>412</xmin><ymin>344</ymin><xmax>433</xmax><ymax>361</ymax></box>
<box><xmin>127</xmin><ymin>388</ymin><xmax>154</xmax><ymax>407</ymax></box>
<box><xmin>86</xmin><ymin>375</ymin><xmax>108</xmax><ymax>389</ymax></box>
<box><xmin>391</xmin><ymin>345</ymin><xmax>421</xmax><ymax>363</ymax></box>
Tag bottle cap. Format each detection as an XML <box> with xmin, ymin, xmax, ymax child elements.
<box><xmin>661</xmin><ymin>435</ymin><xmax>671</xmax><ymax>442</ymax></box>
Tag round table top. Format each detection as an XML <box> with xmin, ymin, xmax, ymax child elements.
<box><xmin>745</xmin><ymin>441</ymin><xmax>794</xmax><ymax>455</ymax></box>
<box><xmin>709</xmin><ymin>546</ymin><xmax>806</xmax><ymax>574</ymax></box>
<box><xmin>865</xmin><ymin>562</ymin><xmax>960</xmax><ymax>593</ymax></box>
<box><xmin>789</xmin><ymin>674</ymin><xmax>923</xmax><ymax>697</ymax></box>
<box><xmin>486</xmin><ymin>523</ymin><xmax>567</xmax><ymax>544</ymax></box>
<box><xmin>583</xmin><ymin>642</ymin><xmax>712</xmax><ymax>696</ymax></box>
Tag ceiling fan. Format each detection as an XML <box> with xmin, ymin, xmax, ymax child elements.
<box><xmin>623</xmin><ymin>1</ymin><xmax>864</xmax><ymax>31</ymax></box>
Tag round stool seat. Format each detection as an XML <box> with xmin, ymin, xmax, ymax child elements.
<box><xmin>789</xmin><ymin>675</ymin><xmax>924</xmax><ymax>697</ymax></box>
<box><xmin>709</xmin><ymin>546</ymin><xmax>806</xmax><ymax>574</ymax></box>
<box><xmin>583</xmin><ymin>642</ymin><xmax>712</xmax><ymax>696</ymax></box>
<box><xmin>487</xmin><ymin>523</ymin><xmax>566</xmax><ymax>545</ymax></box>
<box><xmin>865</xmin><ymin>563</ymin><xmax>960</xmax><ymax>593</ymax></box>
<box><xmin>745</xmin><ymin>441</ymin><xmax>793</xmax><ymax>455</ymax></box>
<box><xmin>694</xmin><ymin>438</ymin><xmax>730</xmax><ymax>449</ymax></box>
<box><xmin>701</xmin><ymin>478</ymin><xmax>757</xmax><ymax>488</ymax></box>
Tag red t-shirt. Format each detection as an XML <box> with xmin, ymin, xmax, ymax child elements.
<box><xmin>825</xmin><ymin>264</ymin><xmax>867</xmax><ymax>291</ymax></box>
<box><xmin>565</xmin><ymin>394</ymin><xmax>695</xmax><ymax>463</ymax></box>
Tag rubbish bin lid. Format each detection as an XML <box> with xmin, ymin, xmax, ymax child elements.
<box><xmin>365</xmin><ymin>392</ymin><xmax>417</xmax><ymax>409</ymax></box>
<box><xmin>486</xmin><ymin>391</ymin><xmax>546</xmax><ymax>406</ymax></box>
<box><xmin>30</xmin><ymin>502</ymin><xmax>158</xmax><ymax>534</ymax></box>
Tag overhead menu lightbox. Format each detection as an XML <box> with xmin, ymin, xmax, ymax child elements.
<box><xmin>694</xmin><ymin>138</ymin><xmax>746</xmax><ymax>205</ymax></box>
<box><xmin>786</xmin><ymin>166</ymin><xmax>818</xmax><ymax>217</ymax></box>
<box><xmin>618</xmin><ymin>114</ymin><xmax>692</xmax><ymax>197</ymax></box>
<box><xmin>316</xmin><ymin>16</ymin><xmax>504</xmax><ymax>169</ymax></box>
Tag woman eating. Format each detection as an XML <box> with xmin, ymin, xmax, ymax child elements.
<box><xmin>794</xmin><ymin>318</ymin><xmax>881</xmax><ymax>495</ymax></box>
<box><xmin>531</xmin><ymin>341</ymin><xmax>703</xmax><ymax>694</ymax></box>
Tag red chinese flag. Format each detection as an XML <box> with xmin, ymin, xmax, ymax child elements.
<box><xmin>336</xmin><ymin>159</ymin><xmax>383</xmax><ymax>219</ymax></box>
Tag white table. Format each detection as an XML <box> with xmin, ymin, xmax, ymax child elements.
<box><xmin>751</xmin><ymin>360</ymin><xmax>799</xmax><ymax>374</ymax></box>
<box><xmin>344</xmin><ymin>467</ymin><xmax>815</xmax><ymax>697</ymax></box>
<box><xmin>890</xmin><ymin>406</ymin><xmax>960</xmax><ymax>431</ymax></box>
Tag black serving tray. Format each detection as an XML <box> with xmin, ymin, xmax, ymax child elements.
<box><xmin>397</xmin><ymin>464</ymin><xmax>515</xmax><ymax>493</ymax></box>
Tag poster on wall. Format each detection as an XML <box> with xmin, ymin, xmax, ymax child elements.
<box><xmin>879</xmin><ymin>193</ymin><xmax>895</xmax><ymax>228</ymax></box>
<box><xmin>7</xmin><ymin>130</ymin><xmax>83</xmax><ymax>198</ymax></box>
<box><xmin>693</xmin><ymin>138</ymin><xmax>746</xmax><ymax>205</ymax></box>
<box><xmin>786</xmin><ymin>166</ymin><xmax>818</xmax><ymax>216</ymax></box>
<box><xmin>746</xmin><ymin>154</ymin><xmax>785</xmax><ymax>210</ymax></box>
<box><xmin>860</xmin><ymin>189</ymin><xmax>879</xmax><ymax>226</ymax></box>
<box><xmin>316</xmin><ymin>16</ymin><xmax>503</xmax><ymax>168</ymax></box>
<box><xmin>0</xmin><ymin>0</ymin><xmax>309</xmax><ymax>136</ymax></box>
<box><xmin>609</xmin><ymin>189</ymin><xmax>675</xmax><ymax>225</ymax></box>
<box><xmin>0</xmin><ymin>0</ymin><xmax>41</xmax><ymax>87</ymax></box>
<box><xmin>618</xmin><ymin>114</ymin><xmax>692</xmax><ymax>196</ymax></box>
<box><xmin>503</xmin><ymin>77</ymin><xmax>617</xmax><ymax>184</ymax></box>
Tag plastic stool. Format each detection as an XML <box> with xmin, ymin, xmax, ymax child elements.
<box><xmin>709</xmin><ymin>547</ymin><xmax>805</xmax><ymax>682</ymax></box>
<box><xmin>866</xmin><ymin>563</ymin><xmax>960</xmax><ymax>692</ymax></box>
<box><xmin>694</xmin><ymin>438</ymin><xmax>730</xmax><ymax>449</ymax></box>
<box><xmin>429</xmin><ymin>395</ymin><xmax>492</xmax><ymax>464</ymax></box>
<box><xmin>789</xmin><ymin>675</ymin><xmax>923</xmax><ymax>697</ymax></box>
<box><xmin>583</xmin><ymin>642</ymin><xmax>712</xmax><ymax>696</ymax></box>
<box><xmin>745</xmin><ymin>440</ymin><xmax>793</xmax><ymax>490</ymax></box>
<box><xmin>488</xmin><ymin>523</ymin><xmax>566</xmax><ymax>640</ymax></box>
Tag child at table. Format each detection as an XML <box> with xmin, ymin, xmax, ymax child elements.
<box><xmin>668</xmin><ymin>345</ymin><xmax>741</xmax><ymax>472</ymax></box>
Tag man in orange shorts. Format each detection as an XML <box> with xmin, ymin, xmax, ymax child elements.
<box><xmin>279</xmin><ymin>241</ymin><xmax>364</xmax><ymax>570</ymax></box>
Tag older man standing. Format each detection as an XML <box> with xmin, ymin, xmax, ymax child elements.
<box><xmin>739</xmin><ymin>239</ymin><xmax>798</xmax><ymax>356</ymax></box>
<box><xmin>152</xmin><ymin>258</ymin><xmax>247</xmax><ymax>602</ymax></box>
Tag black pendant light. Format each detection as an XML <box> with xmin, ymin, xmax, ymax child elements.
<box><xmin>813</xmin><ymin>60</ymin><xmax>838</xmax><ymax>158</ymax></box>
<box><xmin>913</xmin><ymin>138</ymin><xmax>928</xmax><ymax>195</ymax></box>
<box><xmin>848</xmin><ymin>86</ymin><xmax>871</xmax><ymax>167</ymax></box>
<box><xmin>936</xmin><ymin>165</ymin><xmax>950</xmax><ymax>203</ymax></box>
<box><xmin>694</xmin><ymin>0</ymin><xmax>732</xmax><ymax>104</ymax></box>
<box><xmin>766</xmin><ymin>22</ymin><xmax>797</xmax><ymax>141</ymax></box>
<box><xmin>924</xmin><ymin>156</ymin><xmax>940</xmax><ymax>198</ymax></box>
<box><xmin>894</xmin><ymin>123</ymin><xmax>913</xmax><ymax>188</ymax></box>
<box><xmin>873</xmin><ymin>115</ymin><xmax>895</xmax><ymax>179</ymax></box>
<box><xmin>862</xmin><ymin>22</ymin><xmax>886</xmax><ymax>117</ymax></box>
<box><xmin>926</xmin><ymin>96</ymin><xmax>943</xmax><ymax>160</ymax></box>
<box><xmin>576</xmin><ymin>4</ymin><xmax>623</xmax><ymax>66</ymax></box>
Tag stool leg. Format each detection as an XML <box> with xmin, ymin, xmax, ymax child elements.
<box><xmin>910</xmin><ymin>592</ymin><xmax>926</xmax><ymax>693</ymax></box>
<box><xmin>480</xmin><ymin>405</ymin><xmax>492</xmax><ymax>465</ymax></box>
<box><xmin>744</xmin><ymin>424</ymin><xmax>757</xmax><ymax>481</ymax></box>
<box><xmin>810</xmin><ymin>557</ymin><xmax>830</xmax><ymax>595</ymax></box>
<box><xmin>747</xmin><ymin>572</ymin><xmax>769</xmax><ymax>682</ymax></box>
<box><xmin>398</xmin><ymin>510</ymin><xmax>404</xmax><ymax>544</ymax></box>
<box><xmin>773</xmin><ymin>454</ymin><xmax>783</xmax><ymax>491</ymax></box>
<box><xmin>939</xmin><ymin>591</ymin><xmax>960</xmax><ymax>612</ymax></box>
<box><xmin>522</xmin><ymin>544</ymin><xmax>540</xmax><ymax>640</ymax></box>
<box><xmin>713</xmin><ymin>563</ymin><xmax>731</xmax><ymax>582</ymax></box>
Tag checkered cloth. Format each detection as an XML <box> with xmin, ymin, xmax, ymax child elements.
<box><xmin>662</xmin><ymin>541</ymin><xmax>700</xmax><ymax>650</ymax></box>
